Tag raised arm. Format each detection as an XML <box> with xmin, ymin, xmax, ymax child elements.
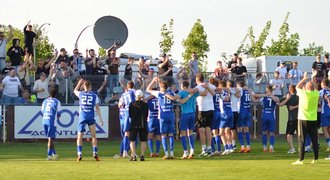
<box><xmin>158</xmin><ymin>67</ymin><xmax>172</xmax><ymax>78</ymax></box>
<box><xmin>278</xmin><ymin>93</ymin><xmax>291</xmax><ymax>106</ymax></box>
<box><xmin>146</xmin><ymin>77</ymin><xmax>158</xmax><ymax>94</ymax></box>
<box><xmin>74</xmin><ymin>79</ymin><xmax>85</xmax><ymax>97</ymax></box>
<box><xmin>296</xmin><ymin>72</ymin><xmax>308</xmax><ymax>90</ymax></box>
<box><xmin>45</xmin><ymin>50</ymin><xmax>58</xmax><ymax>69</ymax></box>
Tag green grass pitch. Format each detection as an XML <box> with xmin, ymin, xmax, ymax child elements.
<box><xmin>0</xmin><ymin>137</ymin><xmax>329</xmax><ymax>179</ymax></box>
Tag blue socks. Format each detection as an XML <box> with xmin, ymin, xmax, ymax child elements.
<box><xmin>270</xmin><ymin>135</ymin><xmax>275</xmax><ymax>146</ymax></box>
<box><xmin>169</xmin><ymin>136</ymin><xmax>174</xmax><ymax>152</ymax></box>
<box><xmin>47</xmin><ymin>149</ymin><xmax>52</xmax><ymax>156</ymax></box>
<box><xmin>211</xmin><ymin>137</ymin><xmax>215</xmax><ymax>152</ymax></box>
<box><xmin>148</xmin><ymin>139</ymin><xmax>154</xmax><ymax>153</ymax></box>
<box><xmin>189</xmin><ymin>135</ymin><xmax>195</xmax><ymax>150</ymax></box>
<box><xmin>305</xmin><ymin>136</ymin><xmax>311</xmax><ymax>146</ymax></box>
<box><xmin>246</xmin><ymin>132</ymin><xmax>251</xmax><ymax>146</ymax></box>
<box><xmin>123</xmin><ymin>136</ymin><xmax>130</xmax><ymax>151</ymax></box>
<box><xmin>215</xmin><ymin>135</ymin><xmax>221</xmax><ymax>151</ymax></box>
<box><xmin>181</xmin><ymin>136</ymin><xmax>188</xmax><ymax>151</ymax></box>
<box><xmin>262</xmin><ymin>134</ymin><xmax>267</xmax><ymax>146</ymax></box>
<box><xmin>156</xmin><ymin>140</ymin><xmax>161</xmax><ymax>153</ymax></box>
<box><xmin>93</xmin><ymin>146</ymin><xmax>98</xmax><ymax>154</ymax></box>
<box><xmin>120</xmin><ymin>139</ymin><xmax>124</xmax><ymax>155</ymax></box>
<box><xmin>162</xmin><ymin>137</ymin><xmax>168</xmax><ymax>152</ymax></box>
<box><xmin>238</xmin><ymin>132</ymin><xmax>244</xmax><ymax>146</ymax></box>
<box><xmin>77</xmin><ymin>145</ymin><xmax>82</xmax><ymax>155</ymax></box>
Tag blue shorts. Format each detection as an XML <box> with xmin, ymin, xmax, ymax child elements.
<box><xmin>321</xmin><ymin>113</ymin><xmax>330</xmax><ymax>127</ymax></box>
<box><xmin>262</xmin><ymin>114</ymin><xmax>276</xmax><ymax>132</ymax></box>
<box><xmin>78</xmin><ymin>119</ymin><xmax>96</xmax><ymax>133</ymax></box>
<box><xmin>148</xmin><ymin>118</ymin><xmax>161</xmax><ymax>135</ymax></box>
<box><xmin>238</xmin><ymin>111</ymin><xmax>252</xmax><ymax>127</ymax></box>
<box><xmin>211</xmin><ymin>112</ymin><xmax>221</xmax><ymax>130</ymax></box>
<box><xmin>220</xmin><ymin>111</ymin><xmax>233</xmax><ymax>129</ymax></box>
<box><xmin>180</xmin><ymin>113</ymin><xmax>196</xmax><ymax>131</ymax></box>
<box><xmin>160</xmin><ymin>118</ymin><xmax>175</xmax><ymax>134</ymax></box>
<box><xmin>43</xmin><ymin>125</ymin><xmax>56</xmax><ymax>138</ymax></box>
<box><xmin>123</xmin><ymin>113</ymin><xmax>131</xmax><ymax>132</ymax></box>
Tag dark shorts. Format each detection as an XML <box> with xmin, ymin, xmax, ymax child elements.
<box><xmin>286</xmin><ymin>120</ymin><xmax>298</xmax><ymax>135</ymax></box>
<box><xmin>78</xmin><ymin>119</ymin><xmax>96</xmax><ymax>133</ymax></box>
<box><xmin>129</xmin><ymin>128</ymin><xmax>148</xmax><ymax>141</ymax></box>
<box><xmin>230</xmin><ymin>112</ymin><xmax>239</xmax><ymax>130</ymax></box>
<box><xmin>197</xmin><ymin>110</ymin><xmax>214</xmax><ymax>128</ymax></box>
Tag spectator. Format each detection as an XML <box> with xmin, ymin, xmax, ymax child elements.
<box><xmin>312</xmin><ymin>54</ymin><xmax>326</xmax><ymax>84</ymax></box>
<box><xmin>23</xmin><ymin>21</ymin><xmax>36</xmax><ymax>55</ymax></box>
<box><xmin>0</xmin><ymin>69</ymin><xmax>24</xmax><ymax>104</ymax></box>
<box><xmin>324</xmin><ymin>53</ymin><xmax>330</xmax><ymax>77</ymax></box>
<box><xmin>36</xmin><ymin>50</ymin><xmax>58</xmax><ymax>79</ymax></box>
<box><xmin>253</xmin><ymin>73</ymin><xmax>267</xmax><ymax>94</ymax></box>
<box><xmin>85</xmin><ymin>49</ymin><xmax>98</xmax><ymax>75</ymax></box>
<box><xmin>92</xmin><ymin>61</ymin><xmax>107</xmax><ymax>75</ymax></box>
<box><xmin>0</xmin><ymin>25</ymin><xmax>13</xmax><ymax>70</ymax></box>
<box><xmin>188</xmin><ymin>52</ymin><xmax>199</xmax><ymax>87</ymax></box>
<box><xmin>157</xmin><ymin>54</ymin><xmax>174</xmax><ymax>86</ymax></box>
<box><xmin>33</xmin><ymin>72</ymin><xmax>52</xmax><ymax>103</ymax></box>
<box><xmin>106</xmin><ymin>50</ymin><xmax>120</xmax><ymax>96</ymax></box>
<box><xmin>1</xmin><ymin>61</ymin><xmax>14</xmax><ymax>75</ymax></box>
<box><xmin>7</xmin><ymin>38</ymin><xmax>24</xmax><ymax>71</ymax></box>
<box><xmin>124</xmin><ymin>57</ymin><xmax>133</xmax><ymax>81</ymax></box>
<box><xmin>128</xmin><ymin>90</ymin><xmax>148</xmax><ymax>161</ymax></box>
<box><xmin>213</xmin><ymin>61</ymin><xmax>228</xmax><ymax>81</ymax></box>
<box><xmin>139</xmin><ymin>67</ymin><xmax>172</xmax><ymax>91</ymax></box>
<box><xmin>232</xmin><ymin>57</ymin><xmax>247</xmax><ymax>83</ymax></box>
<box><xmin>55</xmin><ymin>60</ymin><xmax>79</xmax><ymax>103</ymax></box>
<box><xmin>18</xmin><ymin>90</ymin><xmax>32</xmax><ymax>104</ymax></box>
<box><xmin>269</xmin><ymin>71</ymin><xmax>284</xmax><ymax>98</ymax></box>
<box><xmin>70</xmin><ymin>49</ymin><xmax>85</xmax><ymax>74</ymax></box>
<box><xmin>275</xmin><ymin>61</ymin><xmax>288</xmax><ymax>80</ymax></box>
<box><xmin>138</xmin><ymin>57</ymin><xmax>149</xmax><ymax>75</ymax></box>
<box><xmin>55</xmin><ymin>48</ymin><xmax>70</xmax><ymax>64</ymax></box>
<box><xmin>288</xmin><ymin>61</ymin><xmax>303</xmax><ymax>85</ymax></box>
<box><xmin>17</xmin><ymin>53</ymin><xmax>35</xmax><ymax>91</ymax></box>
<box><xmin>227</xmin><ymin>53</ymin><xmax>238</xmax><ymax>72</ymax></box>
<box><xmin>176</xmin><ymin>67</ymin><xmax>190</xmax><ymax>87</ymax></box>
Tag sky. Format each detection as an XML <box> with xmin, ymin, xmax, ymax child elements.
<box><xmin>1</xmin><ymin>0</ymin><xmax>330</xmax><ymax>70</ymax></box>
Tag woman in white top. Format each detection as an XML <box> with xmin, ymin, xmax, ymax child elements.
<box><xmin>17</xmin><ymin>53</ymin><xmax>35</xmax><ymax>91</ymax></box>
<box><xmin>33</xmin><ymin>72</ymin><xmax>50</xmax><ymax>103</ymax></box>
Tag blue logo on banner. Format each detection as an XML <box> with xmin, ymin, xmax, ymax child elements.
<box><xmin>18</xmin><ymin>109</ymin><xmax>105</xmax><ymax>135</ymax></box>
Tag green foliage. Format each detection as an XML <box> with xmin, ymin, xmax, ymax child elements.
<box><xmin>159</xmin><ymin>19</ymin><xmax>174</xmax><ymax>56</ymax></box>
<box><xmin>3</xmin><ymin>24</ymin><xmax>54</xmax><ymax>61</ymax></box>
<box><xmin>300</xmin><ymin>42</ymin><xmax>329</xmax><ymax>56</ymax></box>
<box><xmin>245</xmin><ymin>21</ymin><xmax>272</xmax><ymax>57</ymax></box>
<box><xmin>98</xmin><ymin>47</ymin><xmax>107</xmax><ymax>59</ymax></box>
<box><xmin>182</xmin><ymin>19</ymin><xmax>210</xmax><ymax>72</ymax></box>
<box><xmin>266</xmin><ymin>12</ymin><xmax>300</xmax><ymax>56</ymax></box>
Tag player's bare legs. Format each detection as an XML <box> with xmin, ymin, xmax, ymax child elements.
<box><xmin>322</xmin><ymin>126</ymin><xmax>330</xmax><ymax>151</ymax></box>
<box><xmin>148</xmin><ymin>132</ymin><xmax>155</xmax><ymax>157</ymax></box>
<box><xmin>199</xmin><ymin>127</ymin><xmax>206</xmax><ymax>154</ymax></box>
<box><xmin>76</xmin><ymin>132</ymin><xmax>84</xmax><ymax>161</ymax></box>
<box><xmin>89</xmin><ymin>124</ymin><xmax>100</xmax><ymax>161</ymax></box>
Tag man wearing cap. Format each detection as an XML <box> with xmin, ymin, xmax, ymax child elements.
<box><xmin>158</xmin><ymin>54</ymin><xmax>174</xmax><ymax>86</ymax></box>
<box><xmin>312</xmin><ymin>54</ymin><xmax>326</xmax><ymax>84</ymax></box>
<box><xmin>23</xmin><ymin>21</ymin><xmax>36</xmax><ymax>55</ymax></box>
<box><xmin>106</xmin><ymin>50</ymin><xmax>120</xmax><ymax>97</ymax></box>
<box><xmin>0</xmin><ymin>25</ymin><xmax>13</xmax><ymax>70</ymax></box>
<box><xmin>55</xmin><ymin>48</ymin><xmax>70</xmax><ymax>65</ymax></box>
<box><xmin>275</xmin><ymin>61</ymin><xmax>288</xmax><ymax>80</ymax></box>
<box><xmin>128</xmin><ymin>90</ymin><xmax>148</xmax><ymax>161</ymax></box>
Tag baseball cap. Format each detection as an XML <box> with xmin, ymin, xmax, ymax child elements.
<box><xmin>149</xmin><ymin>68</ymin><xmax>155</xmax><ymax>72</ymax></box>
<box><xmin>135</xmin><ymin>90</ymin><xmax>144</xmax><ymax>99</ymax></box>
<box><xmin>40</xmin><ymin>72</ymin><xmax>47</xmax><ymax>76</ymax></box>
<box><xmin>279</xmin><ymin>60</ymin><xmax>285</xmax><ymax>64</ymax></box>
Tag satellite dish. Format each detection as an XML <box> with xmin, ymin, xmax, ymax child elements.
<box><xmin>93</xmin><ymin>16</ymin><xmax>128</xmax><ymax>51</ymax></box>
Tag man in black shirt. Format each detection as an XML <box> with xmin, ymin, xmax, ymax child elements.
<box><xmin>55</xmin><ymin>48</ymin><xmax>70</xmax><ymax>64</ymax></box>
<box><xmin>124</xmin><ymin>57</ymin><xmax>133</xmax><ymax>81</ymax></box>
<box><xmin>278</xmin><ymin>85</ymin><xmax>299</xmax><ymax>154</ymax></box>
<box><xmin>227</xmin><ymin>53</ymin><xmax>238</xmax><ymax>72</ymax></box>
<box><xmin>157</xmin><ymin>54</ymin><xmax>174</xmax><ymax>86</ymax></box>
<box><xmin>23</xmin><ymin>21</ymin><xmax>36</xmax><ymax>55</ymax></box>
<box><xmin>128</xmin><ymin>90</ymin><xmax>148</xmax><ymax>161</ymax></box>
<box><xmin>7</xmin><ymin>38</ymin><xmax>24</xmax><ymax>70</ymax></box>
<box><xmin>232</xmin><ymin>57</ymin><xmax>247</xmax><ymax>83</ymax></box>
<box><xmin>1</xmin><ymin>61</ymin><xmax>13</xmax><ymax>75</ymax></box>
<box><xmin>312</xmin><ymin>54</ymin><xmax>326</xmax><ymax>83</ymax></box>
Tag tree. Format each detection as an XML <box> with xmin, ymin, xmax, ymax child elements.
<box><xmin>182</xmin><ymin>19</ymin><xmax>210</xmax><ymax>72</ymax></box>
<box><xmin>98</xmin><ymin>47</ymin><xmax>107</xmax><ymax>59</ymax></box>
<box><xmin>159</xmin><ymin>19</ymin><xmax>174</xmax><ymax>56</ymax></box>
<box><xmin>239</xmin><ymin>21</ymin><xmax>271</xmax><ymax>57</ymax></box>
<box><xmin>3</xmin><ymin>24</ymin><xmax>54</xmax><ymax>61</ymax></box>
<box><xmin>266</xmin><ymin>12</ymin><xmax>300</xmax><ymax>56</ymax></box>
<box><xmin>300</xmin><ymin>42</ymin><xmax>329</xmax><ymax>56</ymax></box>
